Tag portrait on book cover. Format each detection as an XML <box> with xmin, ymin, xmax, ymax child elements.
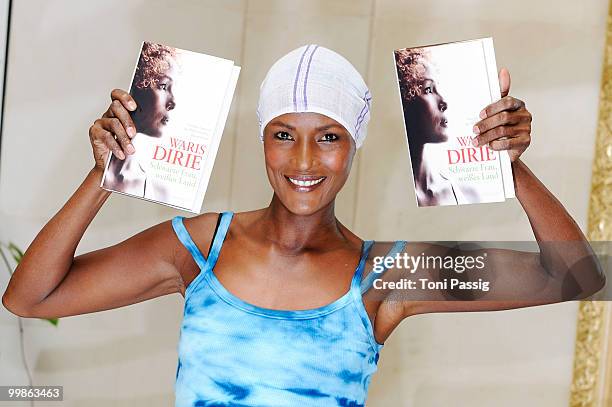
<box><xmin>395</xmin><ymin>41</ymin><xmax>510</xmax><ymax>207</ymax></box>
<box><xmin>102</xmin><ymin>41</ymin><xmax>178</xmax><ymax>202</ymax></box>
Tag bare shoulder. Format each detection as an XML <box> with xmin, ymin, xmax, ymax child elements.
<box><xmin>178</xmin><ymin>209</ymin><xmax>267</xmax><ymax>257</ymax></box>
<box><xmin>180</xmin><ymin>212</ymin><xmax>222</xmax><ymax>258</ymax></box>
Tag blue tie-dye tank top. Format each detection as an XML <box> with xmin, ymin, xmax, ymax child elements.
<box><xmin>171</xmin><ymin>211</ymin><xmax>384</xmax><ymax>407</ymax></box>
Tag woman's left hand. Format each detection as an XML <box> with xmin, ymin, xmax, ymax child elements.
<box><xmin>472</xmin><ymin>68</ymin><xmax>532</xmax><ymax>162</ymax></box>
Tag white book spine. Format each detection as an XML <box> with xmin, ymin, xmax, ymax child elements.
<box><xmin>482</xmin><ymin>38</ymin><xmax>515</xmax><ymax>199</ymax></box>
<box><xmin>191</xmin><ymin>66</ymin><xmax>241</xmax><ymax>213</ymax></box>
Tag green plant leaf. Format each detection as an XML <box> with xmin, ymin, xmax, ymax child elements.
<box><xmin>0</xmin><ymin>246</ymin><xmax>12</xmax><ymax>276</ymax></box>
<box><xmin>7</xmin><ymin>242</ymin><xmax>24</xmax><ymax>263</ymax></box>
<box><xmin>45</xmin><ymin>318</ymin><xmax>59</xmax><ymax>326</ymax></box>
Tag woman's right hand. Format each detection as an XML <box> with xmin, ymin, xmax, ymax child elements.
<box><xmin>89</xmin><ymin>89</ymin><xmax>138</xmax><ymax>171</ymax></box>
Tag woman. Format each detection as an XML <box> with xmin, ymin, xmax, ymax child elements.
<box><xmin>102</xmin><ymin>41</ymin><xmax>176</xmax><ymax>200</ymax></box>
<box><xmin>2</xmin><ymin>45</ymin><xmax>604</xmax><ymax>406</ymax></box>
<box><xmin>395</xmin><ymin>48</ymin><xmax>479</xmax><ymax>206</ymax></box>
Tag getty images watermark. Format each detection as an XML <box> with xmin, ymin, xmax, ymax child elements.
<box><xmin>371</xmin><ymin>251</ymin><xmax>491</xmax><ymax>292</ymax></box>
<box><xmin>364</xmin><ymin>241</ymin><xmax>611</xmax><ymax>301</ymax></box>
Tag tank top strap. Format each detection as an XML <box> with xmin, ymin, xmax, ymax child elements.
<box><xmin>171</xmin><ymin>216</ymin><xmax>208</xmax><ymax>270</ymax></box>
<box><xmin>204</xmin><ymin>211</ymin><xmax>234</xmax><ymax>272</ymax></box>
<box><xmin>350</xmin><ymin>240</ymin><xmax>375</xmax><ymax>291</ymax></box>
<box><xmin>360</xmin><ymin>240</ymin><xmax>408</xmax><ymax>295</ymax></box>
<box><xmin>172</xmin><ymin>212</ymin><xmax>234</xmax><ymax>297</ymax></box>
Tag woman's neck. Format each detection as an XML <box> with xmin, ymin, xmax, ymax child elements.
<box><xmin>258</xmin><ymin>195</ymin><xmax>349</xmax><ymax>253</ymax></box>
<box><xmin>410</xmin><ymin>143</ymin><xmax>428</xmax><ymax>188</ymax></box>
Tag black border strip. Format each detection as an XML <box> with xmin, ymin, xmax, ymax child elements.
<box><xmin>0</xmin><ymin>0</ymin><xmax>12</xmax><ymax>178</ymax></box>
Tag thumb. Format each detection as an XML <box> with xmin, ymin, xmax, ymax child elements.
<box><xmin>499</xmin><ymin>67</ymin><xmax>511</xmax><ymax>97</ymax></box>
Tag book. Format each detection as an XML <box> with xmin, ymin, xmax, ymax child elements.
<box><xmin>100</xmin><ymin>41</ymin><xmax>240</xmax><ymax>213</ymax></box>
<box><xmin>394</xmin><ymin>37</ymin><xmax>515</xmax><ymax>207</ymax></box>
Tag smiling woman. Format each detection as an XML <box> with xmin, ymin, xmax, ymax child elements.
<box><xmin>1</xmin><ymin>43</ymin><xmax>605</xmax><ymax>407</ymax></box>
<box><xmin>263</xmin><ymin>113</ymin><xmax>356</xmax><ymax>215</ymax></box>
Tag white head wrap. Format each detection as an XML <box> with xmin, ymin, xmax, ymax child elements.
<box><xmin>257</xmin><ymin>44</ymin><xmax>371</xmax><ymax>148</ymax></box>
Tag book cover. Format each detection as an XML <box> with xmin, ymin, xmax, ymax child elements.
<box><xmin>101</xmin><ymin>41</ymin><xmax>240</xmax><ymax>213</ymax></box>
<box><xmin>394</xmin><ymin>37</ymin><xmax>515</xmax><ymax>207</ymax></box>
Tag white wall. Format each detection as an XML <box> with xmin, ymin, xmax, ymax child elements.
<box><xmin>0</xmin><ymin>1</ymin><xmax>607</xmax><ymax>406</ymax></box>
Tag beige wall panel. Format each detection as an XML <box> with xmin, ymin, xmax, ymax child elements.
<box><xmin>355</xmin><ymin>2</ymin><xmax>607</xmax><ymax>240</ymax></box>
<box><xmin>0</xmin><ymin>0</ymin><xmax>245</xmax><ymax>225</ymax></box>
<box><xmin>361</xmin><ymin>1</ymin><xmax>607</xmax><ymax>406</ymax></box>
<box><xmin>0</xmin><ymin>1</ymin><xmax>246</xmax><ymax>405</ymax></box>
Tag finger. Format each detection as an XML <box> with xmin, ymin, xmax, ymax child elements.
<box><xmin>101</xmin><ymin>130</ymin><xmax>126</xmax><ymax>160</ymax></box>
<box><xmin>479</xmin><ymin>96</ymin><xmax>525</xmax><ymax>120</ymax></box>
<box><xmin>110</xmin><ymin>88</ymin><xmax>137</xmax><ymax>111</ymax></box>
<box><xmin>102</xmin><ymin>105</ymin><xmax>115</xmax><ymax>119</ymax></box>
<box><xmin>474</xmin><ymin>109</ymin><xmax>522</xmax><ymax>136</ymax></box>
<box><xmin>499</xmin><ymin>68</ymin><xmax>511</xmax><ymax>98</ymax></box>
<box><xmin>91</xmin><ymin>122</ymin><xmax>125</xmax><ymax>160</ymax></box>
<box><xmin>109</xmin><ymin>99</ymin><xmax>137</xmax><ymax>138</ymax></box>
<box><xmin>100</xmin><ymin>117</ymin><xmax>135</xmax><ymax>156</ymax></box>
<box><xmin>474</xmin><ymin>125</ymin><xmax>515</xmax><ymax>146</ymax></box>
<box><xmin>489</xmin><ymin>132</ymin><xmax>530</xmax><ymax>151</ymax></box>
<box><xmin>476</xmin><ymin>123</ymin><xmax>531</xmax><ymax>147</ymax></box>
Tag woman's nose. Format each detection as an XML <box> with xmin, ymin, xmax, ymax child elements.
<box><xmin>293</xmin><ymin>140</ymin><xmax>317</xmax><ymax>171</ymax></box>
<box><xmin>439</xmin><ymin>99</ymin><xmax>447</xmax><ymax>112</ymax></box>
<box><xmin>166</xmin><ymin>92</ymin><xmax>176</xmax><ymax>111</ymax></box>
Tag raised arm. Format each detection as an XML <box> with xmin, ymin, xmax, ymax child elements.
<box><xmin>369</xmin><ymin>69</ymin><xmax>605</xmax><ymax>333</ymax></box>
<box><xmin>398</xmin><ymin>158</ymin><xmax>604</xmax><ymax>316</ymax></box>
<box><xmin>1</xmin><ymin>90</ymin><xmax>202</xmax><ymax>318</ymax></box>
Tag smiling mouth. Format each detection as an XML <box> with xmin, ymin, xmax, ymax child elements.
<box><xmin>285</xmin><ymin>175</ymin><xmax>326</xmax><ymax>191</ymax></box>
<box><xmin>440</xmin><ymin>118</ymin><xmax>448</xmax><ymax>127</ymax></box>
<box><xmin>161</xmin><ymin>116</ymin><xmax>169</xmax><ymax>125</ymax></box>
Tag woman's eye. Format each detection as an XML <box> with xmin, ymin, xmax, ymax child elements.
<box><xmin>423</xmin><ymin>86</ymin><xmax>432</xmax><ymax>94</ymax></box>
<box><xmin>274</xmin><ymin>131</ymin><xmax>293</xmax><ymax>141</ymax></box>
<box><xmin>320</xmin><ymin>133</ymin><xmax>339</xmax><ymax>142</ymax></box>
<box><xmin>159</xmin><ymin>83</ymin><xmax>167</xmax><ymax>90</ymax></box>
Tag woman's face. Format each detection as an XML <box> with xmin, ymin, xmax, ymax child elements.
<box><xmin>132</xmin><ymin>70</ymin><xmax>176</xmax><ymax>137</ymax></box>
<box><xmin>263</xmin><ymin>112</ymin><xmax>356</xmax><ymax>216</ymax></box>
<box><xmin>404</xmin><ymin>63</ymin><xmax>448</xmax><ymax>144</ymax></box>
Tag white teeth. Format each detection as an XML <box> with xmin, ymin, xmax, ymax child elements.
<box><xmin>288</xmin><ymin>177</ymin><xmax>324</xmax><ymax>187</ymax></box>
